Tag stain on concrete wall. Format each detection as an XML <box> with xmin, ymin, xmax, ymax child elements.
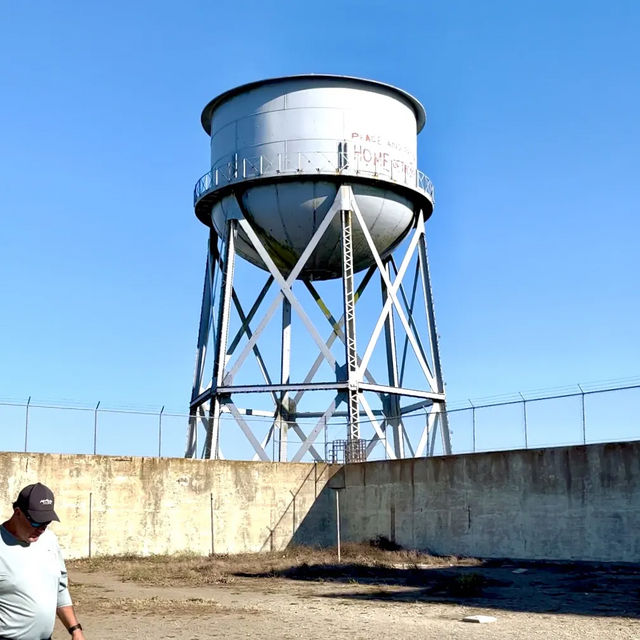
<box><xmin>0</xmin><ymin>453</ymin><xmax>338</xmax><ymax>558</ymax></box>
<box><xmin>1</xmin><ymin>442</ymin><xmax>638</xmax><ymax>562</ymax></box>
<box><xmin>331</xmin><ymin>442</ymin><xmax>640</xmax><ymax>563</ymax></box>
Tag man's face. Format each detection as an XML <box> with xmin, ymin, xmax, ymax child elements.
<box><xmin>13</xmin><ymin>508</ymin><xmax>50</xmax><ymax>543</ymax></box>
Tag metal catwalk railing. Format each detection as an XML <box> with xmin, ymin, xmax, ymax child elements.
<box><xmin>193</xmin><ymin>149</ymin><xmax>435</xmax><ymax>204</ymax></box>
<box><xmin>0</xmin><ymin>379</ymin><xmax>638</xmax><ymax>460</ymax></box>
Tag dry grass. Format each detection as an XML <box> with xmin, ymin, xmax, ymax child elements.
<box><xmin>79</xmin><ymin>594</ymin><xmax>254</xmax><ymax>615</ymax></box>
<box><xmin>69</xmin><ymin>582</ymin><xmax>260</xmax><ymax>616</ymax></box>
<box><xmin>88</xmin><ymin>595</ymin><xmax>224</xmax><ymax>613</ymax></box>
<box><xmin>69</xmin><ymin>542</ymin><xmax>478</xmax><ymax>587</ymax></box>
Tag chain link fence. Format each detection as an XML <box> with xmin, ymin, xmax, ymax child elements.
<box><xmin>444</xmin><ymin>380</ymin><xmax>640</xmax><ymax>454</ymax></box>
<box><xmin>1</xmin><ymin>380</ymin><xmax>638</xmax><ymax>460</ymax></box>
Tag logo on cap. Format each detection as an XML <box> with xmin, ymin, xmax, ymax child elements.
<box><xmin>40</xmin><ymin>499</ymin><xmax>53</xmax><ymax>505</ymax></box>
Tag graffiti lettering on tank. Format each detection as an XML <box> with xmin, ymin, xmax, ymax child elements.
<box><xmin>349</xmin><ymin>131</ymin><xmax>416</xmax><ymax>180</ymax></box>
<box><xmin>350</xmin><ymin>131</ymin><xmax>413</xmax><ymax>156</ymax></box>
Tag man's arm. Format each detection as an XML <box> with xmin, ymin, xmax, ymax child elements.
<box><xmin>57</xmin><ymin>605</ymin><xmax>86</xmax><ymax>639</ymax></box>
<box><xmin>52</xmin><ymin>531</ymin><xmax>85</xmax><ymax>638</ymax></box>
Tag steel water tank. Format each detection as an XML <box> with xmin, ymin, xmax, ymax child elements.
<box><xmin>194</xmin><ymin>75</ymin><xmax>434</xmax><ymax>280</ymax></box>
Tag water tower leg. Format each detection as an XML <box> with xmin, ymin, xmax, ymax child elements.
<box><xmin>278</xmin><ymin>298</ymin><xmax>292</xmax><ymax>461</ymax></box>
<box><xmin>186</xmin><ymin>232</ymin><xmax>218</xmax><ymax>458</ymax></box>
<box><xmin>185</xmin><ymin>413</ymin><xmax>197</xmax><ymax>458</ymax></box>
<box><xmin>340</xmin><ymin>204</ymin><xmax>360</xmax><ymax>455</ymax></box>
<box><xmin>430</xmin><ymin>404</ymin><xmax>450</xmax><ymax>456</ymax></box>
<box><xmin>204</xmin><ymin>219</ymin><xmax>238</xmax><ymax>459</ymax></box>
<box><xmin>417</xmin><ymin>218</ymin><xmax>451</xmax><ymax>455</ymax></box>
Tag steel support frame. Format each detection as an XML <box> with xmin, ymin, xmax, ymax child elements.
<box><xmin>417</xmin><ymin>226</ymin><xmax>452</xmax><ymax>455</ymax></box>
<box><xmin>186</xmin><ymin>231</ymin><xmax>218</xmax><ymax>458</ymax></box>
<box><xmin>381</xmin><ymin>258</ymin><xmax>404</xmax><ymax>458</ymax></box>
<box><xmin>340</xmin><ymin>202</ymin><xmax>360</xmax><ymax>443</ymax></box>
<box><xmin>277</xmin><ymin>299</ymin><xmax>292</xmax><ymax>461</ymax></box>
<box><xmin>206</xmin><ymin>218</ymin><xmax>238</xmax><ymax>459</ymax></box>
<box><xmin>186</xmin><ymin>186</ymin><xmax>450</xmax><ymax>460</ymax></box>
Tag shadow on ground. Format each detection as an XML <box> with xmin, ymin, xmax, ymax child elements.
<box><xmin>235</xmin><ymin>560</ymin><xmax>640</xmax><ymax>618</ymax></box>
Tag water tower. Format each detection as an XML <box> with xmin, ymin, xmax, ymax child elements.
<box><xmin>185</xmin><ymin>75</ymin><xmax>450</xmax><ymax>462</ymax></box>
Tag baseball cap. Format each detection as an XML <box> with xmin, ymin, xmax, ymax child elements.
<box><xmin>16</xmin><ymin>483</ymin><xmax>60</xmax><ymax>523</ymax></box>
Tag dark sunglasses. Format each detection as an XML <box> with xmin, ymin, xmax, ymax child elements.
<box><xmin>21</xmin><ymin>509</ymin><xmax>51</xmax><ymax>529</ymax></box>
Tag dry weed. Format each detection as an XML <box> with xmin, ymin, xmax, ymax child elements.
<box><xmin>69</xmin><ymin>543</ymin><xmax>477</xmax><ymax>587</ymax></box>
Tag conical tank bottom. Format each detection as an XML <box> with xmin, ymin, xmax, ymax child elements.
<box><xmin>211</xmin><ymin>180</ymin><xmax>416</xmax><ymax>280</ymax></box>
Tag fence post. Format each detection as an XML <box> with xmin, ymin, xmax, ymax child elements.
<box><xmin>210</xmin><ymin>493</ymin><xmax>214</xmax><ymax>555</ymax></box>
<box><xmin>335</xmin><ymin>489</ymin><xmax>341</xmax><ymax>563</ymax></box>
<box><xmin>519</xmin><ymin>392</ymin><xmax>528</xmax><ymax>449</ymax></box>
<box><xmin>424</xmin><ymin>407</ymin><xmax>431</xmax><ymax>457</ymax></box>
<box><xmin>158</xmin><ymin>406</ymin><xmax>164</xmax><ymax>457</ymax></box>
<box><xmin>290</xmin><ymin>489</ymin><xmax>296</xmax><ymax>534</ymax></box>
<box><xmin>469</xmin><ymin>400</ymin><xmax>476</xmax><ymax>452</ymax></box>
<box><xmin>24</xmin><ymin>396</ymin><xmax>31</xmax><ymax>453</ymax></box>
<box><xmin>578</xmin><ymin>384</ymin><xmax>586</xmax><ymax>445</ymax></box>
<box><xmin>88</xmin><ymin>491</ymin><xmax>92</xmax><ymax>558</ymax></box>
<box><xmin>323</xmin><ymin>416</ymin><xmax>328</xmax><ymax>462</ymax></box>
<box><xmin>93</xmin><ymin>401</ymin><xmax>100</xmax><ymax>455</ymax></box>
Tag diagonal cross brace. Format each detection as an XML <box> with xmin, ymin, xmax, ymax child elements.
<box><xmin>292</xmin><ymin>267</ymin><xmax>378</xmax><ymax>408</ymax></box>
<box><xmin>291</xmin><ymin>396</ymin><xmax>342</xmax><ymax>462</ymax></box>
<box><xmin>226</xmin><ymin>401</ymin><xmax>271</xmax><ymax>461</ymax></box>
<box><xmin>390</xmin><ymin>257</ymin><xmax>433</xmax><ymax>387</ymax></box>
<box><xmin>227</xmin><ymin>192</ymin><xmax>344</xmax><ymax>381</ymax></box>
<box><xmin>359</xmin><ymin>394</ymin><xmax>397</xmax><ymax>459</ymax></box>
<box><xmin>353</xmin><ymin>200</ymin><xmax>437</xmax><ymax>390</ymax></box>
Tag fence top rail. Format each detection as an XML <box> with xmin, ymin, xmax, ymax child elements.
<box><xmin>445</xmin><ymin>381</ymin><xmax>640</xmax><ymax>413</ymax></box>
<box><xmin>0</xmin><ymin>401</ymin><xmax>188</xmax><ymax>418</ymax></box>
<box><xmin>2</xmin><ymin>379</ymin><xmax>639</xmax><ymax>421</ymax></box>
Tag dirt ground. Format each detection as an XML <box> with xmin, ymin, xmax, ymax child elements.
<box><xmin>56</xmin><ymin>547</ymin><xmax>639</xmax><ymax>639</ymax></box>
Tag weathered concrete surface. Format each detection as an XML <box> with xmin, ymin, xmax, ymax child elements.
<box><xmin>0</xmin><ymin>453</ymin><xmax>337</xmax><ymax>558</ymax></box>
<box><xmin>333</xmin><ymin>442</ymin><xmax>640</xmax><ymax>563</ymax></box>
<box><xmin>1</xmin><ymin>442</ymin><xmax>638</xmax><ymax>562</ymax></box>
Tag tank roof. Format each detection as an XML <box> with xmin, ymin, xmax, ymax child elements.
<box><xmin>200</xmin><ymin>74</ymin><xmax>427</xmax><ymax>135</ymax></box>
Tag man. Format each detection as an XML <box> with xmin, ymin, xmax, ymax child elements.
<box><xmin>0</xmin><ymin>483</ymin><xmax>86</xmax><ymax>640</ymax></box>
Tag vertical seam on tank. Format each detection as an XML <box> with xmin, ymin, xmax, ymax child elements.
<box><xmin>234</xmin><ymin>121</ymin><xmax>238</xmax><ymax>157</ymax></box>
<box><xmin>274</xmin><ymin>184</ymin><xmax>296</xmax><ymax>256</ymax></box>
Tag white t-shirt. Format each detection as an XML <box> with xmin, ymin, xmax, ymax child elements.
<box><xmin>0</xmin><ymin>525</ymin><xmax>72</xmax><ymax>640</ymax></box>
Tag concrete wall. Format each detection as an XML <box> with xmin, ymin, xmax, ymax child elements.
<box><xmin>1</xmin><ymin>442</ymin><xmax>638</xmax><ymax>562</ymax></box>
<box><xmin>0</xmin><ymin>453</ymin><xmax>338</xmax><ymax>558</ymax></box>
<box><xmin>329</xmin><ymin>442</ymin><xmax>640</xmax><ymax>563</ymax></box>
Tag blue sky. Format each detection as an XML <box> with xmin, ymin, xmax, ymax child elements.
<box><xmin>1</xmin><ymin>2</ymin><xmax>639</xmax><ymax>453</ymax></box>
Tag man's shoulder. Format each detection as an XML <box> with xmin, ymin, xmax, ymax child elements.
<box><xmin>0</xmin><ymin>524</ymin><xmax>20</xmax><ymax>548</ymax></box>
<box><xmin>39</xmin><ymin>528</ymin><xmax>60</xmax><ymax>546</ymax></box>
